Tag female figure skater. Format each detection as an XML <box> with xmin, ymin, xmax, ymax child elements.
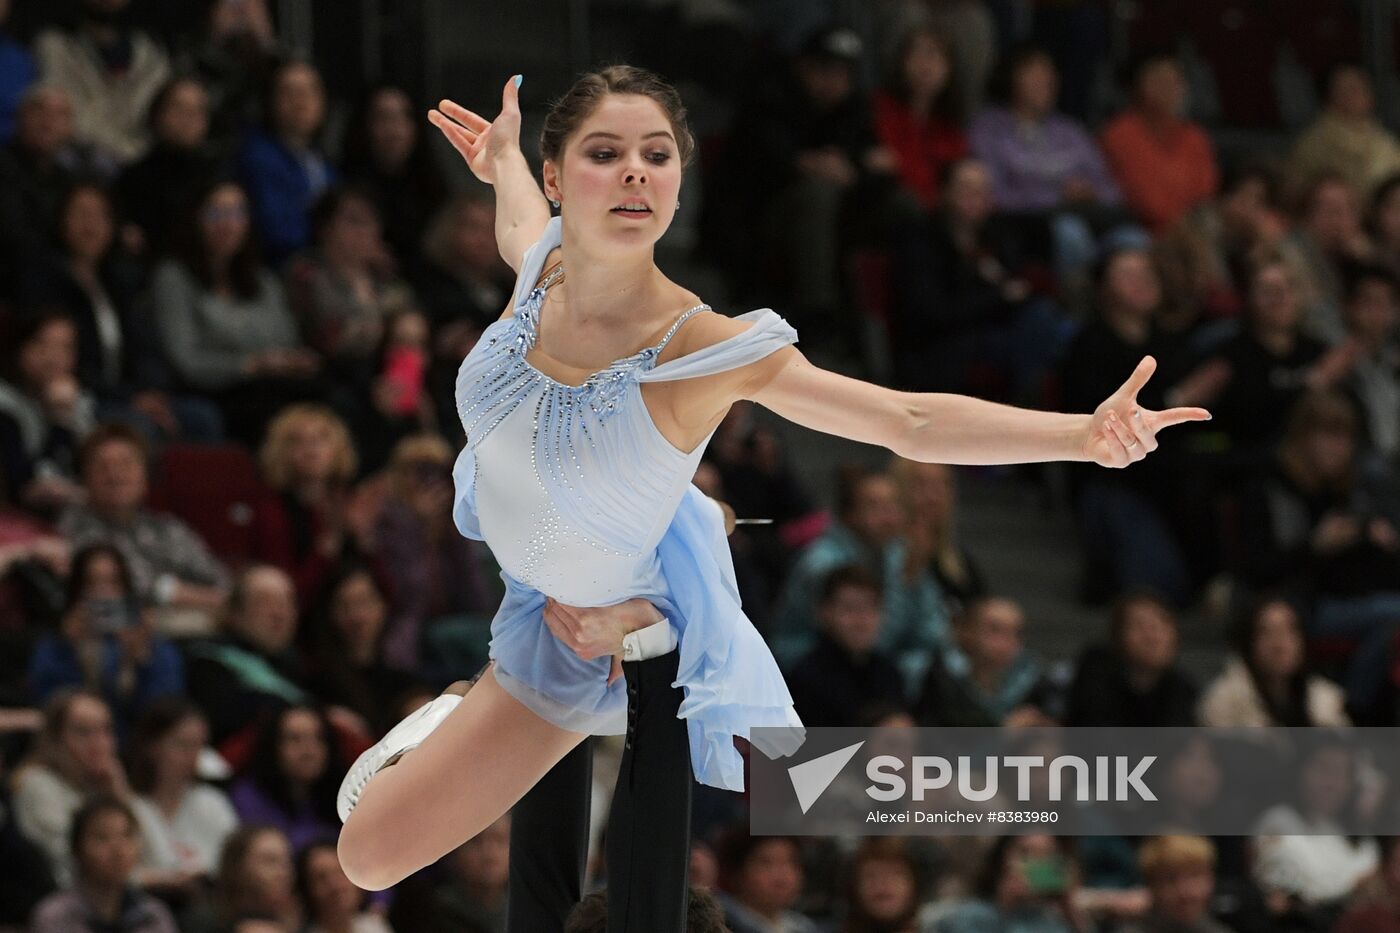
<box><xmin>335</xmin><ymin>65</ymin><xmax>1208</xmax><ymax>925</ymax></box>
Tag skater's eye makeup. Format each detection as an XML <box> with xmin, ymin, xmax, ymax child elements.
<box><xmin>585</xmin><ymin>148</ymin><xmax>672</xmax><ymax>164</ymax></box>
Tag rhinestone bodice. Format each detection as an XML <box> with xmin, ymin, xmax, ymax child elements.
<box><xmin>452</xmin><ymin>216</ymin><xmax>799</xmax><ymax>605</ymax></box>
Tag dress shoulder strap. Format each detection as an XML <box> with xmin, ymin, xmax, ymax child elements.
<box><xmin>508</xmin><ymin>216</ymin><xmax>564</xmax><ymax>310</ymax></box>
<box><xmin>637</xmin><ymin>309</ymin><xmax>799</xmax><ymax>384</ymax></box>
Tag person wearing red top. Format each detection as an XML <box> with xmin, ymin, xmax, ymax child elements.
<box><xmin>1100</xmin><ymin>52</ymin><xmax>1219</xmax><ymax>233</ymax></box>
<box><xmin>872</xmin><ymin>25</ymin><xmax>967</xmax><ymax>211</ymax></box>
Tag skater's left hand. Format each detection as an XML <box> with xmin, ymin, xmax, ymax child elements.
<box><xmin>1082</xmin><ymin>356</ymin><xmax>1210</xmax><ymax>469</ymax></box>
<box><xmin>542</xmin><ymin>597</ymin><xmax>664</xmax><ymax>683</ymax></box>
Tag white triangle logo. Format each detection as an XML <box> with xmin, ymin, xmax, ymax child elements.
<box><xmin>788</xmin><ymin>742</ymin><xmax>865</xmax><ymax>814</ymax></box>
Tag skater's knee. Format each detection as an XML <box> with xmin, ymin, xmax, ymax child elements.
<box><xmin>338</xmin><ymin>806</ymin><xmax>407</xmax><ymax>891</ymax></box>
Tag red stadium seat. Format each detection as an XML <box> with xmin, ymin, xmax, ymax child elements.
<box><xmin>147</xmin><ymin>443</ymin><xmax>270</xmax><ymax>569</ymax></box>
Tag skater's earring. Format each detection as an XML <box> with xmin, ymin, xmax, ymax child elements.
<box><xmin>549</xmin><ymin>198</ymin><xmax>560</xmax><ymax>209</ymax></box>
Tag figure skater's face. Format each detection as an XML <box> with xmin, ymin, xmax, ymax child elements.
<box><xmin>543</xmin><ymin>94</ymin><xmax>682</xmax><ymax>250</ymax></box>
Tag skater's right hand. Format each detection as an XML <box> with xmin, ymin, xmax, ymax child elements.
<box><xmin>428</xmin><ymin>76</ymin><xmax>524</xmax><ymax>186</ymax></box>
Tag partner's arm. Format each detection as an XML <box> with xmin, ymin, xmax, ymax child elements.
<box><xmin>741</xmin><ymin>346</ymin><xmax>1209</xmax><ymax>468</ymax></box>
<box><xmin>428</xmin><ymin>77</ymin><xmax>551</xmax><ymax>272</ymax></box>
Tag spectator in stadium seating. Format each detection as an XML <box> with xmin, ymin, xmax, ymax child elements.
<box><xmin>126</xmin><ymin>699</ymin><xmax>238</xmax><ymax>885</ymax></box>
<box><xmin>1334</xmin><ymin>835</ymin><xmax>1400</xmax><ymax>933</ymax></box>
<box><xmin>28</xmin><ymin>795</ymin><xmax>179</xmax><ymax>933</ymax></box>
<box><xmin>116</xmin><ymin>76</ymin><xmax>224</xmax><ymax>259</ymax></box>
<box><xmin>1116</xmin><ymin>835</ymin><xmax>1232</xmax><ymax>933</ymax></box>
<box><xmin>1369</xmin><ymin>173</ymin><xmax>1400</xmax><ymax>277</ymax></box>
<box><xmin>0</xmin><ymin>0</ymin><xmax>34</xmax><ymax>143</ymax></box>
<box><xmin>1292</xmin><ymin>64</ymin><xmax>1400</xmax><ymax>200</ymax></box>
<box><xmin>1169</xmin><ymin>257</ymin><xmax>1347</xmax><ymax>467</ymax></box>
<box><xmin>1284</xmin><ymin>172</ymin><xmax>1375</xmax><ymax>345</ymax></box>
<box><xmin>21</xmin><ymin>181</ymin><xmax>221</xmax><ymax>445</ymax></box>
<box><xmin>773</xmin><ymin>465</ymin><xmax>947</xmax><ymax>666</ymax></box>
<box><xmin>150</xmin><ymin>179</ymin><xmax>322</xmax><ymax>447</ymax></box>
<box><xmin>59</xmin><ymin>423</ymin><xmax>230</xmax><ymax>611</ymax></box>
<box><xmin>0</xmin><ymin>85</ymin><xmax>83</xmax><ymax>291</ymax></box>
<box><xmin>229</xmin><ymin>704</ymin><xmax>342</xmax><ymax>852</ymax></box>
<box><xmin>1234</xmin><ymin>391</ymin><xmax>1400</xmax><ymax>719</ymax></box>
<box><xmin>872</xmin><ymin>24</ymin><xmax>967</xmax><ymax>212</ymax></box>
<box><xmin>33</xmin><ymin>0</ymin><xmax>170</xmax><ymax>169</ymax></box>
<box><xmin>372</xmin><ymin>434</ymin><xmax>499</xmax><ymax>673</ymax></box>
<box><xmin>969</xmin><ymin>45</ymin><xmax>1120</xmax><ymax>219</ymax></box>
<box><xmin>0</xmin><ymin>310</ymin><xmax>94</xmax><ymax>513</ymax></box>
<box><xmin>889</xmin><ymin>459</ymin><xmax>986</xmax><ymax>612</ymax></box>
<box><xmin>1100</xmin><ymin>52</ymin><xmax>1218</xmax><ymax>233</ymax></box>
<box><xmin>1058</xmin><ymin>248</ymin><xmax>1192</xmax><ymax>606</ymax></box>
<box><xmin>236</xmin><ymin>59</ymin><xmax>336</xmax><ymax>264</ymax></box>
<box><xmin>890</xmin><ymin>158</ymin><xmax>1078</xmax><ymax>400</ymax></box>
<box><xmin>784</xmin><ymin>565</ymin><xmax>907</xmax><ymax>727</ymax></box>
<box><xmin>1155</xmin><ymin>162</ymin><xmax>1284</xmax><ymax>325</ymax></box>
<box><xmin>192</xmin><ymin>826</ymin><xmax>303</xmax><ymax>933</ymax></box>
<box><xmin>937</xmin><ymin>834</ymin><xmax>1090</xmax><ymax>933</ymax></box>
<box><xmin>1065</xmin><ymin>590</ymin><xmax>1198</xmax><ymax>727</ymax></box>
<box><xmin>354</xmin><ymin>304</ymin><xmax>437</xmax><ymax>473</ymax></box>
<box><xmin>1251</xmin><ymin>737</ymin><xmax>1379</xmax><ymax>909</ymax></box>
<box><xmin>183</xmin><ymin>564</ymin><xmax>308</xmax><ymax>746</ymax></box>
<box><xmin>715</xmin><ymin>831</ymin><xmax>819</xmax><ymax>933</ymax></box>
<box><xmin>566</xmin><ymin>885</ymin><xmax>729</xmax><ymax>933</ymax></box>
<box><xmin>410</xmin><ymin>192</ymin><xmax>513</xmax><ymax>332</ymax></box>
<box><xmin>305</xmin><ymin>564</ymin><xmax>415</xmax><ymax>736</ymax></box>
<box><xmin>834</xmin><ymin>840</ymin><xmax>923</xmax><ymax>933</ymax></box>
<box><xmin>341</xmin><ymin>84</ymin><xmax>449</xmax><ymax>270</ymax></box>
<box><xmin>390</xmin><ymin>814</ymin><xmax>509</xmax><ymax>933</ymax></box>
<box><xmin>914</xmin><ymin>596</ymin><xmax>1052</xmax><ymax>727</ymax></box>
<box><xmin>252</xmin><ymin>404</ymin><xmax>365</xmax><ymax>606</ymax></box>
<box><xmin>28</xmin><ymin>543</ymin><xmax>184</xmax><ymax>729</ymax></box>
<box><xmin>1337</xmin><ymin>264</ymin><xmax>1400</xmax><ymax>460</ymax></box>
<box><xmin>297</xmin><ymin>840</ymin><xmax>393</xmax><ymax>933</ymax></box>
<box><xmin>1199</xmin><ymin>593</ymin><xmax>1349</xmax><ymax>728</ymax></box>
<box><xmin>175</xmin><ymin>0</ymin><xmax>282</xmax><ymax>143</ymax></box>
<box><xmin>12</xmin><ymin>689</ymin><xmax>132</xmax><ymax>885</ymax></box>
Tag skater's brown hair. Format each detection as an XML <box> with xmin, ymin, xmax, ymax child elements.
<box><xmin>540</xmin><ymin>65</ymin><xmax>696</xmax><ymax>168</ymax></box>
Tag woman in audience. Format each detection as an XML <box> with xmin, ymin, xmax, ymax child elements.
<box><xmin>236</xmin><ymin>59</ymin><xmax>336</xmax><ymax>263</ymax></box>
<box><xmin>1283</xmin><ymin>172</ymin><xmax>1376</xmax><ymax>345</ymax></box>
<box><xmin>229</xmin><ymin>703</ymin><xmax>342</xmax><ymax>851</ymax></box>
<box><xmin>127</xmin><ymin>698</ymin><xmax>239</xmax><ymax>886</ymax></box>
<box><xmin>252</xmin><ymin>403</ymin><xmax>364</xmax><ymax>606</ymax></box>
<box><xmin>150</xmin><ymin>178</ymin><xmax>321</xmax><ymax>447</ymax></box>
<box><xmin>341</xmin><ymin>84</ymin><xmax>449</xmax><ymax>269</ymax></box>
<box><xmin>196</xmin><ymin>826</ymin><xmax>303</xmax><ymax>933</ymax></box>
<box><xmin>297</xmin><ymin>840</ymin><xmax>393</xmax><ymax>933</ymax></box>
<box><xmin>1066</xmin><ymin>590</ymin><xmax>1198</xmax><ymax>727</ymax></box>
<box><xmin>889</xmin><ymin>458</ymin><xmax>985</xmax><ymax>610</ymax></box>
<box><xmin>27</xmin><ymin>543</ymin><xmax>184</xmax><ymax>730</ymax></box>
<box><xmin>357</xmin><ymin>305</ymin><xmax>435</xmax><ymax>472</ymax></box>
<box><xmin>1199</xmin><ymin>593</ymin><xmax>1350</xmax><ymax>728</ymax></box>
<box><xmin>305</xmin><ymin>564</ymin><xmax>415</xmax><ymax>736</ymax></box>
<box><xmin>0</xmin><ymin>310</ymin><xmax>94</xmax><ymax>513</ymax></box>
<box><xmin>1235</xmin><ymin>390</ymin><xmax>1400</xmax><ymax>719</ymax></box>
<box><xmin>371</xmin><ymin>433</ymin><xmax>499</xmax><ymax>673</ymax></box>
<box><xmin>872</xmin><ymin>25</ymin><xmax>966</xmax><ymax>212</ymax></box>
<box><xmin>286</xmin><ymin>186</ymin><xmax>413</xmax><ymax>404</ymax></box>
<box><xmin>714</xmin><ymin>831</ymin><xmax>820</xmax><ymax>933</ymax></box>
<box><xmin>28</xmin><ymin>795</ymin><xmax>179</xmax><ymax>933</ymax></box>
<box><xmin>838</xmin><ymin>839</ymin><xmax>922</xmax><ymax>933</ymax></box>
<box><xmin>937</xmin><ymin>834</ymin><xmax>1091</xmax><ymax>932</ymax></box>
<box><xmin>11</xmin><ymin>689</ymin><xmax>132</xmax><ymax>885</ymax></box>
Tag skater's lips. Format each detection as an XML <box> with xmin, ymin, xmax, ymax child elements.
<box><xmin>610</xmin><ymin>198</ymin><xmax>652</xmax><ymax>213</ymax></box>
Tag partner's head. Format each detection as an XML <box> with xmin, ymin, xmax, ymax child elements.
<box><xmin>539</xmin><ymin>66</ymin><xmax>695</xmax><ymax>250</ymax></box>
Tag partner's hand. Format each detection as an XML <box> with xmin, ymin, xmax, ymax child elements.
<box><xmin>1082</xmin><ymin>356</ymin><xmax>1211</xmax><ymax>468</ymax></box>
<box><xmin>428</xmin><ymin>76</ymin><xmax>523</xmax><ymax>186</ymax></box>
<box><xmin>542</xmin><ymin>597</ymin><xmax>664</xmax><ymax>684</ymax></box>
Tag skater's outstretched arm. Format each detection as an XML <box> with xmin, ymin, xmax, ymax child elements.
<box><xmin>429</xmin><ymin>76</ymin><xmax>551</xmax><ymax>273</ymax></box>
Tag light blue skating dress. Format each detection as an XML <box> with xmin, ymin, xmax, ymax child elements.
<box><xmin>452</xmin><ymin>216</ymin><xmax>804</xmax><ymax>791</ymax></box>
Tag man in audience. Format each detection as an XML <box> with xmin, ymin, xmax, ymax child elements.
<box><xmin>0</xmin><ymin>84</ymin><xmax>81</xmax><ymax>293</ymax></box>
<box><xmin>1100</xmin><ymin>51</ymin><xmax>1218</xmax><ymax>233</ymax></box>
<box><xmin>183</xmin><ymin>564</ymin><xmax>307</xmax><ymax>747</ymax></box>
<box><xmin>1285</xmin><ymin>172</ymin><xmax>1374</xmax><ymax>345</ymax></box>
<box><xmin>1118</xmin><ymin>835</ymin><xmax>1233</xmax><ymax>933</ymax></box>
<box><xmin>715</xmin><ymin>831</ymin><xmax>819</xmax><ymax>933</ymax></box>
<box><xmin>58</xmin><ymin>424</ymin><xmax>229</xmax><ymax>614</ymax></box>
<box><xmin>913</xmin><ymin>595</ymin><xmax>1054</xmax><ymax>726</ymax></box>
<box><xmin>1293</xmin><ymin>64</ymin><xmax>1400</xmax><ymax>199</ymax></box>
<box><xmin>773</xmin><ymin>465</ymin><xmax>947</xmax><ymax>667</ymax></box>
<box><xmin>784</xmin><ymin>565</ymin><xmax>907</xmax><ymax>727</ymax></box>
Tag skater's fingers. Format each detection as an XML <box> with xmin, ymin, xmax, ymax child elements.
<box><xmin>437</xmin><ymin>99</ymin><xmax>489</xmax><ymax>133</ymax></box>
<box><xmin>542</xmin><ymin>601</ymin><xmax>580</xmax><ymax>649</ymax></box>
<box><xmin>1124</xmin><ymin>408</ymin><xmax>1158</xmax><ymax>454</ymax></box>
<box><xmin>607</xmin><ymin>656</ymin><xmax>623</xmax><ymax>686</ymax></box>
<box><xmin>428</xmin><ymin>111</ymin><xmax>478</xmax><ymax>160</ymax></box>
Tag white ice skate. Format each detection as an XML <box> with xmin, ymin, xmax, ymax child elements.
<box><xmin>336</xmin><ymin>689</ymin><xmax>465</xmax><ymax>822</ymax></box>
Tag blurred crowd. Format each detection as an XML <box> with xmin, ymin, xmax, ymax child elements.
<box><xmin>1</xmin><ymin>0</ymin><xmax>1399</xmax><ymax>931</ymax></box>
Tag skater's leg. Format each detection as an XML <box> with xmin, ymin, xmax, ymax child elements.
<box><xmin>338</xmin><ymin>666</ymin><xmax>588</xmax><ymax>890</ymax></box>
<box><xmin>507</xmin><ymin>736</ymin><xmax>593</xmax><ymax>933</ymax></box>
<box><xmin>606</xmin><ymin>648</ymin><xmax>691</xmax><ymax>933</ymax></box>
